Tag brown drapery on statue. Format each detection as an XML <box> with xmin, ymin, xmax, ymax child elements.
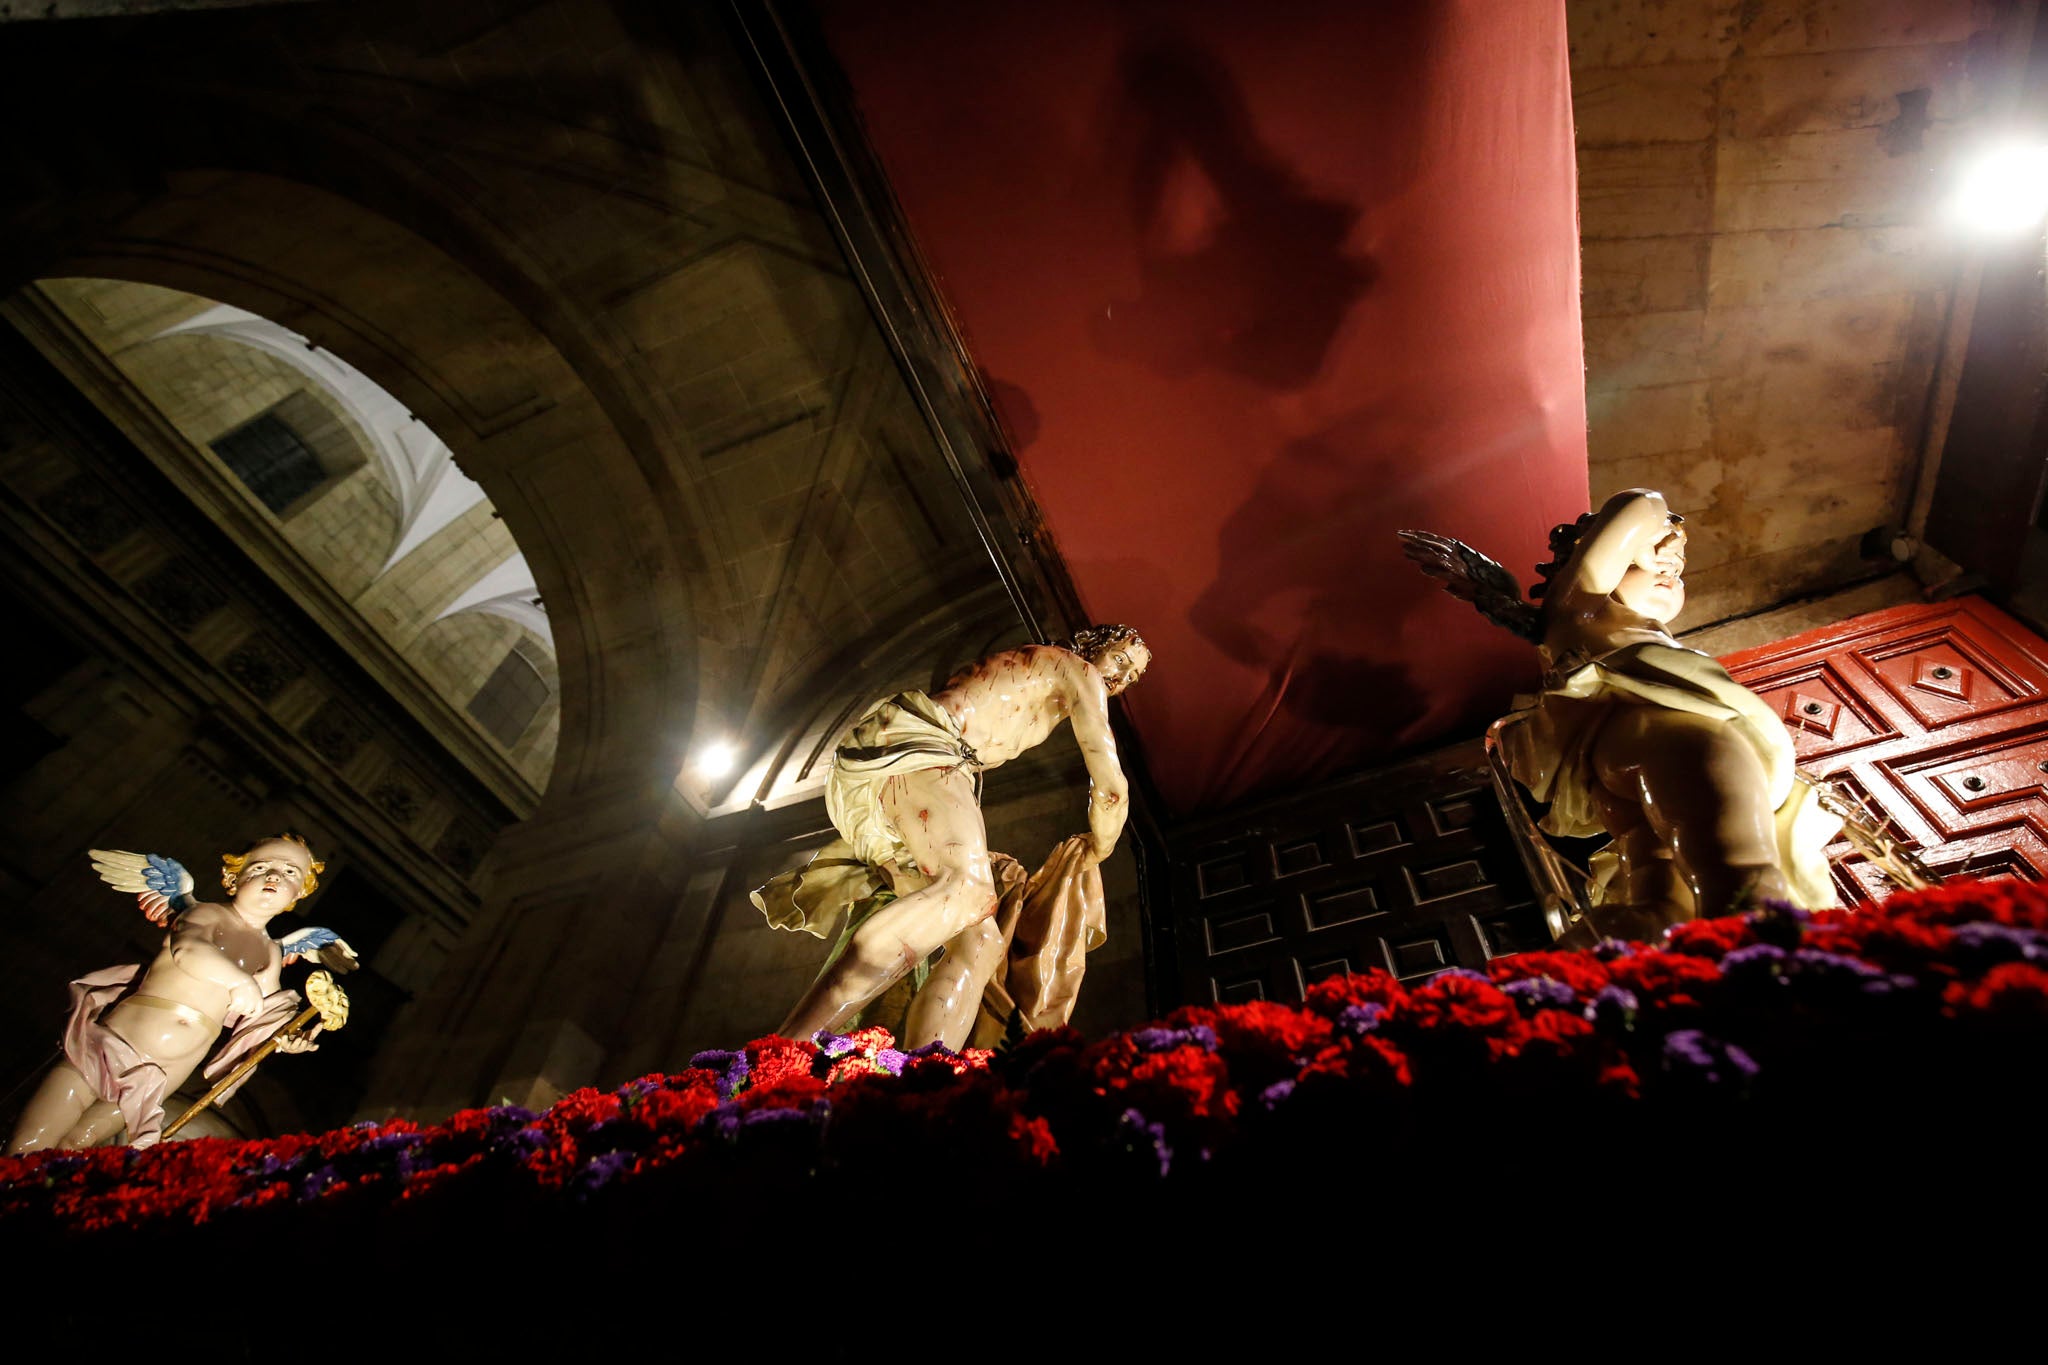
<box><xmin>753</xmin><ymin>834</ymin><xmax>1107</xmax><ymax>1045</ymax></box>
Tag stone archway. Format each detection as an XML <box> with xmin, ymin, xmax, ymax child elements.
<box><xmin>17</xmin><ymin>172</ymin><xmax>705</xmax><ymax>807</ymax></box>
<box><xmin>0</xmin><ymin>2</ymin><xmax>1041</xmax><ymax>1112</ymax></box>
<box><xmin>0</xmin><ymin>138</ymin><xmax>725</xmax><ymax>1113</ymax></box>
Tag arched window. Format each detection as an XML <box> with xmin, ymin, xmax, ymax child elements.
<box><xmin>211</xmin><ymin>411</ymin><xmax>324</xmax><ymax>514</ymax></box>
<box><xmin>208</xmin><ymin>389</ymin><xmax>367</xmax><ymax>518</ymax></box>
<box><xmin>466</xmin><ymin>639</ymin><xmax>550</xmax><ymax>748</ymax></box>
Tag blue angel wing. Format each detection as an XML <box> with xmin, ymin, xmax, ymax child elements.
<box><xmin>278</xmin><ymin>926</ymin><xmax>360</xmax><ymax>974</ymax></box>
<box><xmin>89</xmin><ymin>849</ymin><xmax>197</xmax><ymax>910</ymax></box>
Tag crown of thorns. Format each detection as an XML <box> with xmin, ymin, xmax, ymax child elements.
<box><xmin>1058</xmin><ymin>624</ymin><xmax>1145</xmax><ymax>661</ymax></box>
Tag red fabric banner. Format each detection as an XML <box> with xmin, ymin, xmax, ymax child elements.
<box><xmin>825</xmin><ymin>1</ymin><xmax>1589</xmax><ymax>813</ymax></box>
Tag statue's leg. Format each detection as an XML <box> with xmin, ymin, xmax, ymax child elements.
<box><xmin>778</xmin><ymin>766</ymin><xmax>995</xmax><ymax>1041</ymax></box>
<box><xmin>6</xmin><ymin>1062</ymin><xmax>97</xmax><ymax>1154</ymax></box>
<box><xmin>59</xmin><ymin>1100</ymin><xmax>125</xmax><ymax>1149</ymax></box>
<box><xmin>1592</xmin><ymin>707</ymin><xmax>1790</xmax><ymax>925</ymax></box>
<box><xmin>902</xmin><ymin>918</ymin><xmax>1007</xmax><ymax>1051</ymax></box>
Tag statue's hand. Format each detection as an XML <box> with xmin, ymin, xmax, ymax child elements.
<box><xmin>272</xmin><ymin>1025</ymin><xmax>322</xmax><ymax>1055</ymax></box>
<box><xmin>227</xmin><ymin>981</ymin><xmax>264</xmax><ymax>1022</ymax></box>
<box><xmin>1086</xmin><ymin>832</ymin><xmax>1116</xmax><ymax>868</ymax></box>
<box><xmin>138</xmin><ymin>891</ymin><xmax>173</xmax><ymax>926</ymax></box>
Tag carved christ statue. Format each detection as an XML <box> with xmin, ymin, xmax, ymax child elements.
<box><xmin>754</xmin><ymin>626</ymin><xmax>1150</xmax><ymax>1050</ymax></box>
<box><xmin>1403</xmin><ymin>489</ymin><xmax>1840</xmax><ymax>941</ymax></box>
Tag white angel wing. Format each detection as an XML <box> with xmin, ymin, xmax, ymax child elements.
<box><xmin>88</xmin><ymin>849</ymin><xmax>196</xmax><ymax>909</ymax></box>
<box><xmin>278</xmin><ymin>926</ymin><xmax>360</xmax><ymax>974</ymax></box>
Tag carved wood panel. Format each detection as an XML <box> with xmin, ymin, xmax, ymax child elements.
<box><xmin>1721</xmin><ymin>597</ymin><xmax>2048</xmax><ymax>902</ymax></box>
<box><xmin>1161</xmin><ymin>743</ymin><xmax>1544</xmax><ymax>1007</ymax></box>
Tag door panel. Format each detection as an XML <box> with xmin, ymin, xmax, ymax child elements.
<box><xmin>1721</xmin><ymin>596</ymin><xmax>2048</xmax><ymax>895</ymax></box>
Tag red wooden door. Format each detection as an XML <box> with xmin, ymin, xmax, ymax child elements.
<box><xmin>1720</xmin><ymin>596</ymin><xmax>2048</xmax><ymax>903</ymax></box>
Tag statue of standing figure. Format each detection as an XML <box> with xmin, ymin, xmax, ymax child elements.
<box><xmin>8</xmin><ymin>834</ymin><xmax>355</xmax><ymax>1153</ymax></box>
<box><xmin>1404</xmin><ymin>489</ymin><xmax>1841</xmax><ymax>942</ymax></box>
<box><xmin>754</xmin><ymin>626</ymin><xmax>1149</xmax><ymax>1050</ymax></box>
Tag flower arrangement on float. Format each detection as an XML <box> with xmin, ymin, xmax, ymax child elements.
<box><xmin>3</xmin><ymin>880</ymin><xmax>2044</xmax><ymax>1239</ymax></box>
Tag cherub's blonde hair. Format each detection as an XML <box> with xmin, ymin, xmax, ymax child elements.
<box><xmin>221</xmin><ymin>833</ymin><xmax>324</xmax><ymax>900</ymax></box>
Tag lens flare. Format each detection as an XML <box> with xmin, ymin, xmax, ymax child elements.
<box><xmin>1949</xmin><ymin>143</ymin><xmax>2048</xmax><ymax>236</ymax></box>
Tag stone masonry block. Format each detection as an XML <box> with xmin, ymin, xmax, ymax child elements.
<box><xmin>1572</xmin><ymin>61</ymin><xmax>1720</xmax><ymax>146</ymax></box>
<box><xmin>1578</xmin><ymin>142</ymin><xmax>1716</xmax><ymax>239</ymax></box>
<box><xmin>1582</xmin><ymin>236</ymin><xmax>1712</xmax><ymax>317</ymax></box>
<box><xmin>1567</xmin><ymin>0</ymin><xmax>1742</xmax><ymax>67</ymax></box>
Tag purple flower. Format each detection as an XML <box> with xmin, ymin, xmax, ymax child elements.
<box><xmin>616</xmin><ymin>1078</ymin><xmax>657</xmax><ymax>1105</ymax></box>
<box><xmin>1953</xmin><ymin>922</ymin><xmax>2048</xmax><ymax>962</ymax></box>
<box><xmin>1503</xmin><ymin>977</ymin><xmax>1579</xmax><ymax>1010</ymax></box>
<box><xmin>1721</xmin><ymin>943</ymin><xmax>1788</xmax><ymax>977</ymax></box>
<box><xmin>1592</xmin><ymin>938</ymin><xmax>1637</xmax><ymax>961</ymax></box>
<box><xmin>1336</xmin><ymin>1002</ymin><xmax>1385</xmax><ymax>1036</ymax></box>
<box><xmin>1661</xmin><ymin>1029</ymin><xmax>1759</xmax><ymax>1086</ymax></box>
<box><xmin>297</xmin><ymin>1164</ymin><xmax>340</xmax><ymax>1200</ymax></box>
<box><xmin>483</xmin><ymin>1105</ymin><xmax>539</xmax><ymax>1133</ymax></box>
<box><xmin>701</xmin><ymin>1102</ymin><xmax>743</xmax><ymax>1140</ymax></box>
<box><xmin>1433</xmin><ymin>968</ymin><xmax>1491</xmax><ymax>985</ymax></box>
<box><xmin>905</xmin><ymin>1040</ymin><xmax>957</xmax><ymax>1059</ymax></box>
<box><xmin>363</xmin><ymin>1131</ymin><xmax>422</xmax><ymax>1156</ymax></box>
<box><xmin>1132</xmin><ymin>1023</ymin><xmax>1219</xmax><ymax>1054</ymax></box>
<box><xmin>1118</xmin><ymin>1107</ymin><xmax>1173</xmax><ymax>1178</ymax></box>
<box><xmin>689</xmin><ymin>1049</ymin><xmax>751</xmax><ymax>1100</ymax></box>
<box><xmin>497</xmin><ymin>1125</ymin><xmax>549</xmax><ymax>1158</ymax></box>
<box><xmin>872</xmin><ymin>1048</ymin><xmax>909</xmax><ymax>1076</ymax></box>
<box><xmin>815</xmin><ymin>1031</ymin><xmax>859</xmax><ymax>1057</ymax></box>
<box><xmin>1259</xmin><ymin>1078</ymin><xmax>1296</xmax><ymax>1112</ymax></box>
<box><xmin>741</xmin><ymin>1104</ymin><xmax>824</xmax><ymax>1130</ymax></box>
<box><xmin>575</xmin><ymin>1150</ymin><xmax>634</xmax><ymax>1197</ymax></box>
<box><xmin>1791</xmin><ymin>948</ymin><xmax>1885</xmax><ymax>978</ymax></box>
<box><xmin>1584</xmin><ymin>984</ymin><xmax>1638</xmax><ymax>1029</ymax></box>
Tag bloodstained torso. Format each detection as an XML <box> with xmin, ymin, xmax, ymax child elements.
<box><xmin>931</xmin><ymin>645</ymin><xmax>1087</xmax><ymax>769</ymax></box>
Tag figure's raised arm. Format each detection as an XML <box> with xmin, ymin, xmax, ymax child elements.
<box><xmin>1567</xmin><ymin>489</ymin><xmax>1679</xmax><ymax>597</ymax></box>
<box><xmin>1064</xmin><ymin>656</ymin><xmax>1131</xmax><ymax>866</ymax></box>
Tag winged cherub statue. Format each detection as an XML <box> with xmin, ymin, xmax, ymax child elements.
<box><xmin>7</xmin><ymin>834</ymin><xmax>356</xmax><ymax>1153</ymax></box>
<box><xmin>1401</xmin><ymin>489</ymin><xmax>1840</xmax><ymax>942</ymax></box>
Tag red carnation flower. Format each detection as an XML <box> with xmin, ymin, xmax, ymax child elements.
<box><xmin>745</xmin><ymin>1034</ymin><xmax>823</xmax><ymax>1089</ymax></box>
<box><xmin>1305</xmin><ymin>968</ymin><xmax>1409</xmax><ymax>1018</ymax></box>
<box><xmin>1299</xmin><ymin>1034</ymin><xmax>1413</xmax><ymax>1088</ymax></box>
<box><xmin>1505</xmin><ymin>1007</ymin><xmax>1595</xmax><ymax>1058</ymax></box>
<box><xmin>1211</xmin><ymin>1000</ymin><xmax>1334</xmax><ymax>1062</ymax></box>
<box><xmin>1663</xmin><ymin>915</ymin><xmax>1753</xmax><ymax>959</ymax></box>
<box><xmin>1485</xmin><ymin>949</ymin><xmax>1613</xmax><ymax>996</ymax></box>
<box><xmin>1396</xmin><ymin>973</ymin><xmax>1518</xmax><ymax>1035</ymax></box>
<box><xmin>1606</xmin><ymin>949</ymin><xmax>1722</xmax><ymax>1009</ymax></box>
<box><xmin>1945</xmin><ymin>961</ymin><xmax>2048</xmax><ymax>1020</ymax></box>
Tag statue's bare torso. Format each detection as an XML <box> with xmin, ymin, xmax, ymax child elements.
<box><xmin>933</xmin><ymin>645</ymin><xmax>1086</xmax><ymax>769</ymax></box>
<box><xmin>779</xmin><ymin>635</ymin><xmax>1149</xmax><ymax>1049</ymax></box>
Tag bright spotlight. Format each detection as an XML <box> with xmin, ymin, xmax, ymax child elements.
<box><xmin>1949</xmin><ymin>142</ymin><xmax>2048</xmax><ymax>236</ymax></box>
<box><xmin>695</xmin><ymin>741</ymin><xmax>737</xmax><ymax>778</ymax></box>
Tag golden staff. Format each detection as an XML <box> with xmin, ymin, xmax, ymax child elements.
<box><xmin>162</xmin><ymin>971</ymin><xmax>349</xmax><ymax>1140</ymax></box>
